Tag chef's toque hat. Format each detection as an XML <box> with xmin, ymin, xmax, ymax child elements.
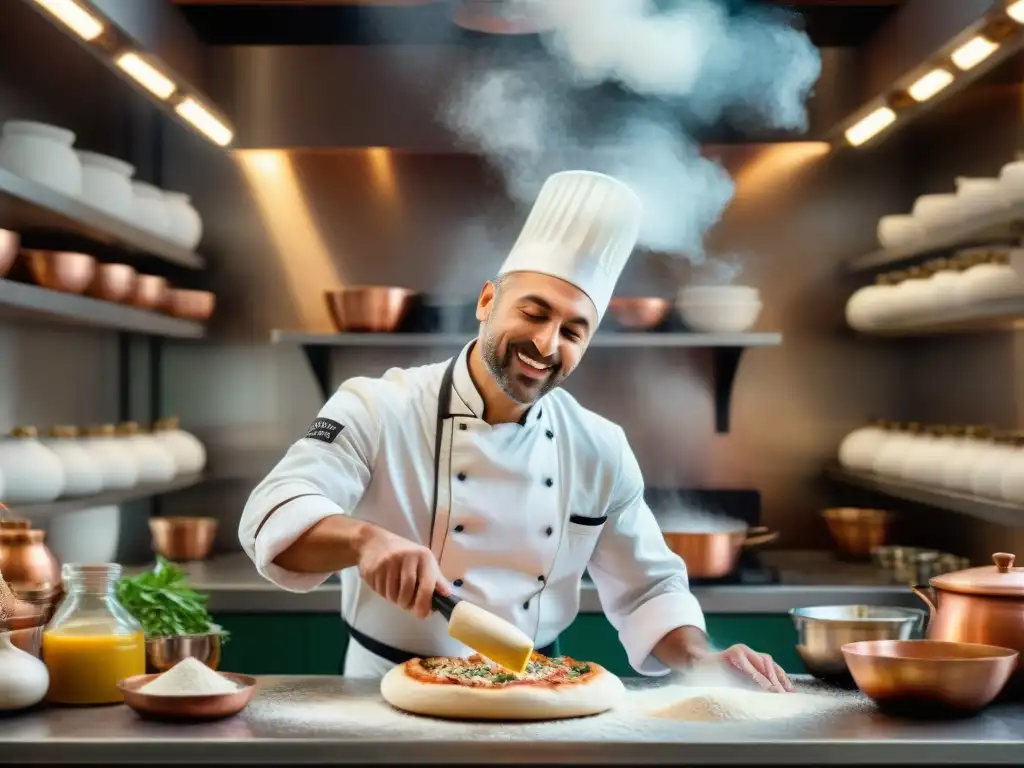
<box><xmin>499</xmin><ymin>170</ymin><xmax>643</xmax><ymax>320</ymax></box>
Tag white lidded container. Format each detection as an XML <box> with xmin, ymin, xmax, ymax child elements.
<box><xmin>871</xmin><ymin>423</ymin><xmax>923</xmax><ymax>477</ymax></box>
<box><xmin>44</xmin><ymin>505</ymin><xmax>121</xmax><ymax>564</ymax></box>
<box><xmin>131</xmin><ymin>181</ymin><xmax>169</xmax><ymax>237</ymax></box>
<box><xmin>954</xmin><ymin>176</ymin><xmax>1006</xmax><ymax>219</ymax></box>
<box><xmin>922</xmin><ymin>257</ymin><xmax>965</xmax><ymax>315</ymax></box>
<box><xmin>0</xmin><ymin>427</ymin><xmax>65</xmax><ymax>504</ymax></box>
<box><xmin>939</xmin><ymin>426</ymin><xmax>994</xmax><ymax>492</ymax></box>
<box><xmin>911</xmin><ymin>193</ymin><xmax>961</xmax><ymax>233</ymax></box>
<box><xmin>79</xmin><ymin>425</ymin><xmax>138</xmax><ymax>490</ymax></box>
<box><xmin>999</xmin><ymin>435</ymin><xmax>1024</xmax><ymax>502</ymax></box>
<box><xmin>876</xmin><ymin>214</ymin><xmax>923</xmax><ymax>249</ymax></box>
<box><xmin>115</xmin><ymin>421</ymin><xmax>176</xmax><ymax>483</ymax></box>
<box><xmin>898</xmin><ymin>425</ymin><xmax>951</xmax><ymax>485</ymax></box>
<box><xmin>0</xmin><ymin>120</ymin><xmax>81</xmax><ymax>196</ymax></box>
<box><xmin>969</xmin><ymin>433</ymin><xmax>1022</xmax><ymax>498</ymax></box>
<box><xmin>846</xmin><ymin>275</ymin><xmax>899</xmax><ymax>331</ymax></box>
<box><xmin>40</xmin><ymin>426</ymin><xmax>103</xmax><ymax>498</ymax></box>
<box><xmin>75</xmin><ymin>150</ymin><xmax>135</xmax><ymax>220</ymax></box>
<box><xmin>837</xmin><ymin>419</ymin><xmax>891</xmax><ymax>471</ymax></box>
<box><xmin>999</xmin><ymin>159</ymin><xmax>1024</xmax><ymax>203</ymax></box>
<box><xmin>884</xmin><ymin>267</ymin><xmax>937</xmax><ymax>327</ymax></box>
<box><xmin>162</xmin><ymin>192</ymin><xmax>203</xmax><ymax>250</ymax></box>
<box><xmin>953</xmin><ymin>248</ymin><xmax>1024</xmax><ymax>306</ymax></box>
<box><xmin>152</xmin><ymin>416</ymin><xmax>206</xmax><ymax>475</ymax></box>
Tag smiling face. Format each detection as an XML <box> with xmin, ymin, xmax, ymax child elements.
<box><xmin>476</xmin><ymin>271</ymin><xmax>599</xmax><ymax>405</ymax></box>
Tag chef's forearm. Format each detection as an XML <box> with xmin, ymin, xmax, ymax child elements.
<box><xmin>651</xmin><ymin>625</ymin><xmax>713</xmax><ymax>669</ymax></box>
<box><xmin>271</xmin><ymin>513</ymin><xmax>378</xmax><ymax>573</ymax></box>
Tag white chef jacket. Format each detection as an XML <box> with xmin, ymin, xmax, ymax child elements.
<box><xmin>239</xmin><ymin>341</ymin><xmax>706</xmax><ymax>677</ymax></box>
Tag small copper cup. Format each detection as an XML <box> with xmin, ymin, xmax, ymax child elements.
<box><xmin>23</xmin><ymin>249</ymin><xmax>97</xmax><ymax>294</ymax></box>
<box><xmin>89</xmin><ymin>263</ymin><xmax>137</xmax><ymax>303</ymax></box>
<box><xmin>167</xmin><ymin>289</ymin><xmax>215</xmax><ymax>321</ymax></box>
<box><xmin>0</xmin><ymin>229</ymin><xmax>18</xmax><ymax>277</ymax></box>
<box><xmin>132</xmin><ymin>274</ymin><xmax>169</xmax><ymax>311</ymax></box>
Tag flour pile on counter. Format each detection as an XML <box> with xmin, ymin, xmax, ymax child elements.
<box><xmin>138</xmin><ymin>657</ymin><xmax>239</xmax><ymax>696</ymax></box>
<box><xmin>648</xmin><ymin>688</ymin><xmax>863</xmax><ymax>723</ymax></box>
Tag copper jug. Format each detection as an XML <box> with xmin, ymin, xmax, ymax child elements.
<box><xmin>0</xmin><ymin>504</ymin><xmax>63</xmax><ymax>622</ymax></box>
<box><xmin>913</xmin><ymin>552</ymin><xmax>1024</xmax><ymax>695</ymax></box>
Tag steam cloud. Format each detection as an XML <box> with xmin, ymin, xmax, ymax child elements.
<box><xmin>441</xmin><ymin>0</ymin><xmax>821</xmax><ymax>264</ymax></box>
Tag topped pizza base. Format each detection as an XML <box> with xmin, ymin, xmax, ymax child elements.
<box><xmin>380</xmin><ymin>652</ymin><xmax>626</xmax><ymax>721</ymax></box>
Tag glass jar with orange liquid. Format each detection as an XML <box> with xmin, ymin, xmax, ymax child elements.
<box><xmin>42</xmin><ymin>563</ymin><xmax>145</xmax><ymax>705</ymax></box>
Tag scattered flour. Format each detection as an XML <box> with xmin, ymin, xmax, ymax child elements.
<box><xmin>649</xmin><ymin>687</ymin><xmax>863</xmax><ymax>723</ymax></box>
<box><xmin>139</xmin><ymin>656</ymin><xmax>240</xmax><ymax>697</ymax></box>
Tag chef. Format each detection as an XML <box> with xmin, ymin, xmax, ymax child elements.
<box><xmin>239</xmin><ymin>170</ymin><xmax>793</xmax><ymax>692</ymax></box>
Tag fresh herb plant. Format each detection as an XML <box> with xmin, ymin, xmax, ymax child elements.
<box><xmin>115</xmin><ymin>556</ymin><xmax>228</xmax><ymax>642</ymax></box>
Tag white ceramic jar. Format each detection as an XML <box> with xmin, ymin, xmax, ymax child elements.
<box><xmin>0</xmin><ymin>120</ymin><xmax>81</xmax><ymax>196</ymax></box>
<box><xmin>0</xmin><ymin>633</ymin><xmax>49</xmax><ymax>712</ymax></box>
<box><xmin>876</xmin><ymin>214</ymin><xmax>923</xmax><ymax>249</ymax></box>
<box><xmin>40</xmin><ymin>426</ymin><xmax>103</xmax><ymax>498</ymax></box>
<box><xmin>909</xmin><ymin>426</ymin><xmax>967</xmax><ymax>486</ymax></box>
<box><xmin>871</xmin><ymin>424</ymin><xmax>922</xmax><ymax>477</ymax></box>
<box><xmin>898</xmin><ymin>426</ymin><xmax>949</xmax><ymax>484</ymax></box>
<box><xmin>911</xmin><ymin>193</ymin><xmax>961</xmax><ymax>232</ymax></box>
<box><xmin>79</xmin><ymin>425</ymin><xmax>138</xmax><ymax>490</ymax></box>
<box><xmin>846</xmin><ymin>277</ymin><xmax>898</xmax><ymax>331</ymax></box>
<box><xmin>0</xmin><ymin>427</ymin><xmax>65</xmax><ymax>504</ymax></box>
<box><xmin>999</xmin><ymin>160</ymin><xmax>1024</xmax><ymax>203</ymax></box>
<box><xmin>940</xmin><ymin>428</ymin><xmax>994</xmax><ymax>492</ymax></box>
<box><xmin>884</xmin><ymin>269</ymin><xmax>935</xmax><ymax>327</ymax></box>
<box><xmin>923</xmin><ymin>259</ymin><xmax>964</xmax><ymax>315</ymax></box>
<box><xmin>75</xmin><ymin>150</ymin><xmax>135</xmax><ymax>220</ymax></box>
<box><xmin>115</xmin><ymin>422</ymin><xmax>176</xmax><ymax>483</ymax></box>
<box><xmin>954</xmin><ymin>177</ymin><xmax>1006</xmax><ymax>219</ymax></box>
<box><xmin>954</xmin><ymin>250</ymin><xmax>1024</xmax><ymax>306</ymax></box>
<box><xmin>131</xmin><ymin>181</ymin><xmax>169</xmax><ymax>237</ymax></box>
<box><xmin>152</xmin><ymin>416</ymin><xmax>207</xmax><ymax>475</ymax></box>
<box><xmin>44</xmin><ymin>505</ymin><xmax>121</xmax><ymax>564</ymax></box>
<box><xmin>162</xmin><ymin>192</ymin><xmax>203</xmax><ymax>250</ymax></box>
<box><xmin>969</xmin><ymin>434</ymin><xmax>1021</xmax><ymax>498</ymax></box>
<box><xmin>999</xmin><ymin>438</ymin><xmax>1024</xmax><ymax>502</ymax></box>
<box><xmin>838</xmin><ymin>420</ymin><xmax>891</xmax><ymax>471</ymax></box>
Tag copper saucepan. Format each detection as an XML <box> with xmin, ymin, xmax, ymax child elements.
<box><xmin>662</xmin><ymin>524</ymin><xmax>779</xmax><ymax>579</ymax></box>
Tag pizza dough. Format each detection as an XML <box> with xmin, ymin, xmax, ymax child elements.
<box><xmin>380</xmin><ymin>653</ymin><xmax>626</xmax><ymax>721</ymax></box>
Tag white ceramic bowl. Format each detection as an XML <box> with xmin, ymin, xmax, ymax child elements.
<box><xmin>999</xmin><ymin>161</ymin><xmax>1024</xmax><ymax>203</ymax></box>
<box><xmin>131</xmin><ymin>181</ymin><xmax>170</xmax><ymax>237</ymax></box>
<box><xmin>678</xmin><ymin>285</ymin><xmax>760</xmax><ymax>304</ymax></box>
<box><xmin>911</xmin><ymin>193</ymin><xmax>961</xmax><ymax>230</ymax></box>
<box><xmin>876</xmin><ymin>215</ymin><xmax>923</xmax><ymax>249</ymax></box>
<box><xmin>955</xmin><ymin>177</ymin><xmax>1007</xmax><ymax>218</ymax></box>
<box><xmin>76</xmin><ymin>150</ymin><xmax>135</xmax><ymax>219</ymax></box>
<box><xmin>0</xmin><ymin>120</ymin><xmax>81</xmax><ymax>196</ymax></box>
<box><xmin>162</xmin><ymin>191</ymin><xmax>203</xmax><ymax>250</ymax></box>
<box><xmin>677</xmin><ymin>299</ymin><xmax>762</xmax><ymax>333</ymax></box>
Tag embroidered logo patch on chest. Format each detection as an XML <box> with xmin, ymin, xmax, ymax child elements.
<box><xmin>305</xmin><ymin>418</ymin><xmax>344</xmax><ymax>443</ymax></box>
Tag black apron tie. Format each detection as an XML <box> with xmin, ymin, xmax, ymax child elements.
<box><xmin>340</xmin><ymin>352</ymin><xmax>560</xmax><ymax>674</ymax></box>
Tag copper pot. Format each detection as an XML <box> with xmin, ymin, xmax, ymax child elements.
<box><xmin>132</xmin><ymin>274</ymin><xmax>169</xmax><ymax>311</ymax></box>
<box><xmin>89</xmin><ymin>262</ymin><xmax>137</xmax><ymax>302</ymax></box>
<box><xmin>912</xmin><ymin>552</ymin><xmax>1024</xmax><ymax>694</ymax></box>
<box><xmin>823</xmin><ymin>507</ymin><xmax>893</xmax><ymax>559</ymax></box>
<box><xmin>607</xmin><ymin>297</ymin><xmax>673</xmax><ymax>330</ymax></box>
<box><xmin>325</xmin><ymin>286</ymin><xmax>415</xmax><ymax>333</ymax></box>
<box><xmin>167</xmin><ymin>288</ymin><xmax>215</xmax><ymax>321</ymax></box>
<box><xmin>0</xmin><ymin>504</ymin><xmax>62</xmax><ymax>623</ymax></box>
<box><xmin>149</xmin><ymin>516</ymin><xmax>218</xmax><ymax>561</ymax></box>
<box><xmin>662</xmin><ymin>525</ymin><xmax>779</xmax><ymax>579</ymax></box>
<box><xmin>0</xmin><ymin>228</ymin><xmax>18</xmax><ymax>277</ymax></box>
<box><xmin>23</xmin><ymin>249</ymin><xmax>97</xmax><ymax>294</ymax></box>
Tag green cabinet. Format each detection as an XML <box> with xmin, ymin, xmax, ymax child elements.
<box><xmin>213</xmin><ymin>612</ymin><xmax>804</xmax><ymax>677</ymax></box>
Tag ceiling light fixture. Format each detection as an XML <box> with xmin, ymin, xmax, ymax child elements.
<box><xmin>907</xmin><ymin>68</ymin><xmax>955</xmax><ymax>102</ymax></box>
<box><xmin>115</xmin><ymin>53</ymin><xmax>177</xmax><ymax>100</ymax></box>
<box><xmin>1008</xmin><ymin>1</ymin><xmax>1024</xmax><ymax>24</ymax></box>
<box><xmin>30</xmin><ymin>0</ymin><xmax>103</xmax><ymax>41</ymax></box>
<box><xmin>951</xmin><ymin>35</ymin><xmax>999</xmax><ymax>70</ymax></box>
<box><xmin>175</xmin><ymin>97</ymin><xmax>234</xmax><ymax>147</ymax></box>
<box><xmin>845</xmin><ymin>107</ymin><xmax>897</xmax><ymax>147</ymax></box>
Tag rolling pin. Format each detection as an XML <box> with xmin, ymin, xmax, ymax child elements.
<box><xmin>432</xmin><ymin>593</ymin><xmax>534</xmax><ymax>673</ymax></box>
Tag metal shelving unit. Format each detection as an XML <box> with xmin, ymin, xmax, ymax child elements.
<box><xmin>845</xmin><ymin>204</ymin><xmax>1024</xmax><ymax>274</ymax></box>
<box><xmin>0</xmin><ymin>278</ymin><xmax>204</xmax><ymax>338</ymax></box>
<box><xmin>826</xmin><ymin>463</ymin><xmax>1023</xmax><ymax>528</ymax></box>
<box><xmin>270</xmin><ymin>330</ymin><xmax>783</xmax><ymax>434</ymax></box>
<box><xmin>5</xmin><ymin>473</ymin><xmax>206</xmax><ymax>523</ymax></box>
<box><xmin>0</xmin><ymin>167</ymin><xmax>204</xmax><ymax>269</ymax></box>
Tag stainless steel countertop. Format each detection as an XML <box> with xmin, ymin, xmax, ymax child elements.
<box><xmin>140</xmin><ymin>550</ymin><xmax>920</xmax><ymax>614</ymax></box>
<box><xmin>4</xmin><ymin>676</ymin><xmax>1022</xmax><ymax>764</ymax></box>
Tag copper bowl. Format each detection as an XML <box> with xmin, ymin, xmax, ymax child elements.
<box><xmin>608</xmin><ymin>297</ymin><xmax>673</xmax><ymax>330</ymax></box>
<box><xmin>662</xmin><ymin>525</ymin><xmax>779</xmax><ymax>579</ymax></box>
<box><xmin>325</xmin><ymin>286</ymin><xmax>415</xmax><ymax>333</ymax></box>
<box><xmin>23</xmin><ymin>249</ymin><xmax>96</xmax><ymax>294</ymax></box>
<box><xmin>89</xmin><ymin>262</ymin><xmax>137</xmax><ymax>302</ymax></box>
<box><xmin>149</xmin><ymin>516</ymin><xmax>217</xmax><ymax>561</ymax></box>
<box><xmin>167</xmin><ymin>288</ymin><xmax>215</xmax><ymax>321</ymax></box>
<box><xmin>132</xmin><ymin>274</ymin><xmax>169</xmax><ymax>311</ymax></box>
<box><xmin>118</xmin><ymin>672</ymin><xmax>257</xmax><ymax>721</ymax></box>
<box><xmin>823</xmin><ymin>508</ymin><xmax>893</xmax><ymax>559</ymax></box>
<box><xmin>842</xmin><ymin>639</ymin><xmax>1018</xmax><ymax>717</ymax></box>
<box><xmin>146</xmin><ymin>630</ymin><xmax>223</xmax><ymax>673</ymax></box>
<box><xmin>0</xmin><ymin>229</ymin><xmax>18</xmax><ymax>277</ymax></box>
<box><xmin>452</xmin><ymin>0</ymin><xmax>553</xmax><ymax>34</ymax></box>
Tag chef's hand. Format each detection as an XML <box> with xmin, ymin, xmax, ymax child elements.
<box><xmin>357</xmin><ymin>527</ymin><xmax>450</xmax><ymax>620</ymax></box>
<box><xmin>698</xmin><ymin>643</ymin><xmax>795</xmax><ymax>693</ymax></box>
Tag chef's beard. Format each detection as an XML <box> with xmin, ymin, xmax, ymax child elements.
<box><xmin>480</xmin><ymin>321</ymin><xmax>563</xmax><ymax>405</ymax></box>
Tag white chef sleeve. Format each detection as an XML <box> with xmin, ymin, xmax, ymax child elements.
<box><xmin>586</xmin><ymin>428</ymin><xmax>707</xmax><ymax>676</ymax></box>
<box><xmin>238</xmin><ymin>377</ymin><xmax>381</xmax><ymax>593</ymax></box>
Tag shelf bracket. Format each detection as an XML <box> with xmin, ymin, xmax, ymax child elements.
<box><xmin>302</xmin><ymin>344</ymin><xmax>333</xmax><ymax>401</ymax></box>
<box><xmin>711</xmin><ymin>346</ymin><xmax>746</xmax><ymax>434</ymax></box>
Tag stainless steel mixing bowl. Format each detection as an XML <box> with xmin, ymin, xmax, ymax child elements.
<box><xmin>790</xmin><ymin>604</ymin><xmax>926</xmax><ymax>682</ymax></box>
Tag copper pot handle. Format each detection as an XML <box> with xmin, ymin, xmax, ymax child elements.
<box><xmin>743</xmin><ymin>527</ymin><xmax>779</xmax><ymax>548</ymax></box>
<box><xmin>911</xmin><ymin>584</ymin><xmax>937</xmax><ymax>623</ymax></box>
